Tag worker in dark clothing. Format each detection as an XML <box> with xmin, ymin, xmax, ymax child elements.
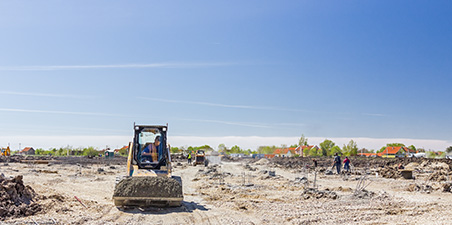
<box><xmin>312</xmin><ymin>159</ymin><xmax>318</xmax><ymax>168</ymax></box>
<box><xmin>333</xmin><ymin>153</ymin><xmax>341</xmax><ymax>174</ymax></box>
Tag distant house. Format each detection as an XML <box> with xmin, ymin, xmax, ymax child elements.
<box><xmin>264</xmin><ymin>154</ymin><xmax>276</xmax><ymax>159</ymax></box>
<box><xmin>358</xmin><ymin>153</ymin><xmax>377</xmax><ymax>157</ymax></box>
<box><xmin>377</xmin><ymin>147</ymin><xmax>415</xmax><ymax>158</ymax></box>
<box><xmin>19</xmin><ymin>147</ymin><xmax>35</xmax><ymax>155</ymax></box>
<box><xmin>274</xmin><ymin>148</ymin><xmax>297</xmax><ymax>157</ymax></box>
<box><xmin>114</xmin><ymin>146</ymin><xmax>128</xmax><ymax>154</ymax></box>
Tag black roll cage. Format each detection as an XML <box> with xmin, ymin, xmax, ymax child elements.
<box><xmin>133</xmin><ymin>124</ymin><xmax>169</xmax><ymax>170</ymax></box>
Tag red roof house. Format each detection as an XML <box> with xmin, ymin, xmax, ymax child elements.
<box><xmin>19</xmin><ymin>147</ymin><xmax>35</xmax><ymax>155</ymax></box>
<box><xmin>378</xmin><ymin>147</ymin><xmax>415</xmax><ymax>158</ymax></box>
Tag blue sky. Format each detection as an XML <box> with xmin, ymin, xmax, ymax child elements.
<box><xmin>1</xmin><ymin>1</ymin><xmax>451</xmax><ymax>151</ymax></box>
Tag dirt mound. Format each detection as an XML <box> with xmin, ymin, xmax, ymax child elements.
<box><xmin>113</xmin><ymin>176</ymin><xmax>183</xmax><ymax>198</ymax></box>
<box><xmin>405</xmin><ymin>162</ymin><xmax>420</xmax><ymax>170</ymax></box>
<box><xmin>406</xmin><ymin>183</ymin><xmax>433</xmax><ymax>193</ymax></box>
<box><xmin>243</xmin><ymin>164</ymin><xmax>257</xmax><ymax>171</ymax></box>
<box><xmin>428</xmin><ymin>162</ymin><xmax>450</xmax><ymax>171</ymax></box>
<box><xmin>0</xmin><ymin>175</ymin><xmax>41</xmax><ymax>220</ymax></box>
<box><xmin>426</xmin><ymin>171</ymin><xmax>449</xmax><ymax>182</ymax></box>
<box><xmin>353</xmin><ymin>189</ymin><xmax>375</xmax><ymax>199</ymax></box>
<box><xmin>378</xmin><ymin>166</ymin><xmax>401</xmax><ymax>179</ymax></box>
<box><xmin>441</xmin><ymin>183</ymin><xmax>452</xmax><ymax>193</ymax></box>
<box><xmin>302</xmin><ymin>188</ymin><xmax>338</xmax><ymax>200</ymax></box>
<box><xmin>252</xmin><ymin>158</ymin><xmax>269</xmax><ymax>165</ymax></box>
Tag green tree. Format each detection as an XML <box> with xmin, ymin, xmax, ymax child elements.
<box><xmin>408</xmin><ymin>145</ymin><xmax>416</xmax><ymax>151</ymax></box>
<box><xmin>57</xmin><ymin>148</ymin><xmax>64</xmax><ymax>156</ymax></box>
<box><xmin>446</xmin><ymin>146</ymin><xmax>452</xmax><ymax>154</ymax></box>
<box><xmin>298</xmin><ymin>134</ymin><xmax>308</xmax><ymax>146</ymax></box>
<box><xmin>309</xmin><ymin>147</ymin><xmax>320</xmax><ymax>156</ymax></box>
<box><xmin>170</xmin><ymin>147</ymin><xmax>180</xmax><ymax>154</ymax></box>
<box><xmin>82</xmin><ymin>147</ymin><xmax>99</xmax><ymax>157</ymax></box>
<box><xmin>218</xmin><ymin>144</ymin><xmax>226</xmax><ymax>153</ymax></box>
<box><xmin>319</xmin><ymin>139</ymin><xmax>335</xmax><ymax>156</ymax></box>
<box><xmin>426</xmin><ymin>151</ymin><xmax>436</xmax><ymax>158</ymax></box>
<box><xmin>330</xmin><ymin>146</ymin><xmax>342</xmax><ymax>156</ymax></box>
<box><xmin>342</xmin><ymin>140</ymin><xmax>358</xmax><ymax>156</ymax></box>
<box><xmin>230</xmin><ymin>145</ymin><xmax>242</xmax><ymax>154</ymax></box>
<box><xmin>35</xmin><ymin>148</ymin><xmax>45</xmax><ymax>155</ymax></box>
<box><xmin>198</xmin><ymin>145</ymin><xmax>213</xmax><ymax>151</ymax></box>
<box><xmin>257</xmin><ymin>146</ymin><xmax>277</xmax><ymax>154</ymax></box>
<box><xmin>119</xmin><ymin>148</ymin><xmax>129</xmax><ymax>156</ymax></box>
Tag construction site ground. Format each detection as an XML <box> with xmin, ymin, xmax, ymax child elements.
<box><xmin>1</xmin><ymin>156</ymin><xmax>452</xmax><ymax>224</ymax></box>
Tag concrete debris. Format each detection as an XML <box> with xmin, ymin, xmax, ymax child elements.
<box><xmin>0</xmin><ymin>175</ymin><xmax>41</xmax><ymax>220</ymax></box>
<box><xmin>406</xmin><ymin>184</ymin><xmax>433</xmax><ymax>193</ymax></box>
<box><xmin>302</xmin><ymin>188</ymin><xmax>338</xmax><ymax>200</ymax></box>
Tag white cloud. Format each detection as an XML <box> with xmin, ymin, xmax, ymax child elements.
<box><xmin>0</xmin><ymin>91</ymin><xmax>96</xmax><ymax>99</ymax></box>
<box><xmin>0</xmin><ymin>108</ymin><xmax>127</xmax><ymax>117</ymax></box>
<box><xmin>0</xmin><ymin>62</ymin><xmax>236</xmax><ymax>71</ymax></box>
<box><xmin>139</xmin><ymin>97</ymin><xmax>386</xmax><ymax>117</ymax></box>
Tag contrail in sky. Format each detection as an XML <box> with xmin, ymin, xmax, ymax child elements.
<box><xmin>0</xmin><ymin>91</ymin><xmax>96</xmax><ymax>99</ymax></box>
<box><xmin>179</xmin><ymin>118</ymin><xmax>271</xmax><ymax>128</ymax></box>
<box><xmin>0</xmin><ymin>108</ymin><xmax>126</xmax><ymax>117</ymax></box>
<box><xmin>0</xmin><ymin>62</ymin><xmax>237</xmax><ymax>71</ymax></box>
<box><xmin>139</xmin><ymin>97</ymin><xmax>387</xmax><ymax>117</ymax></box>
<box><xmin>138</xmin><ymin>97</ymin><xmax>312</xmax><ymax>112</ymax></box>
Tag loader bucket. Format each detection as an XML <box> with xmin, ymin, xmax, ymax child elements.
<box><xmin>113</xmin><ymin>176</ymin><xmax>183</xmax><ymax>207</ymax></box>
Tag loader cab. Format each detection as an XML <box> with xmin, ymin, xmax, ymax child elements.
<box><xmin>133</xmin><ymin>125</ymin><xmax>169</xmax><ymax>170</ymax></box>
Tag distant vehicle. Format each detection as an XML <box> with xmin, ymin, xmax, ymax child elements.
<box><xmin>413</xmin><ymin>153</ymin><xmax>426</xmax><ymax>158</ymax></box>
<box><xmin>194</xmin><ymin>150</ymin><xmax>209</xmax><ymax>166</ymax></box>
<box><xmin>1</xmin><ymin>147</ymin><xmax>10</xmax><ymax>156</ymax></box>
<box><xmin>446</xmin><ymin>155</ymin><xmax>452</xmax><ymax>160</ymax></box>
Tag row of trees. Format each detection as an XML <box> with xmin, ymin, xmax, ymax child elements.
<box><xmin>171</xmin><ymin>144</ymin><xmax>253</xmax><ymax>155</ymax></box>
<box><xmin>32</xmin><ymin>146</ymin><xmax>127</xmax><ymax>157</ymax></box>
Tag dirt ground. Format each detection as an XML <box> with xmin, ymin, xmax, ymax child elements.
<box><xmin>1</xmin><ymin>156</ymin><xmax>452</xmax><ymax>224</ymax></box>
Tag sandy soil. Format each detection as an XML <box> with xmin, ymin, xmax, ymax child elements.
<box><xmin>2</xmin><ymin>158</ymin><xmax>452</xmax><ymax>224</ymax></box>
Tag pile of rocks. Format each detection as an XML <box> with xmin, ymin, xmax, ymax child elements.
<box><xmin>426</xmin><ymin>170</ymin><xmax>450</xmax><ymax>182</ymax></box>
<box><xmin>0</xmin><ymin>175</ymin><xmax>41</xmax><ymax>220</ymax></box>
<box><xmin>378</xmin><ymin>166</ymin><xmax>402</xmax><ymax>179</ymax></box>
<box><xmin>302</xmin><ymin>188</ymin><xmax>338</xmax><ymax>200</ymax></box>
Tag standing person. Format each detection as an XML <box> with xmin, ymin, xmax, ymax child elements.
<box><xmin>187</xmin><ymin>152</ymin><xmax>192</xmax><ymax>164</ymax></box>
<box><xmin>333</xmin><ymin>153</ymin><xmax>341</xmax><ymax>174</ymax></box>
<box><xmin>343</xmin><ymin>156</ymin><xmax>350</xmax><ymax>172</ymax></box>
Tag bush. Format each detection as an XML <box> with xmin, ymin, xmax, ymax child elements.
<box><xmin>82</xmin><ymin>147</ymin><xmax>99</xmax><ymax>157</ymax></box>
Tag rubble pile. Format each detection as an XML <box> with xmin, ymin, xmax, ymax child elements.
<box><xmin>441</xmin><ymin>183</ymin><xmax>452</xmax><ymax>193</ymax></box>
<box><xmin>0</xmin><ymin>175</ymin><xmax>41</xmax><ymax>220</ymax></box>
<box><xmin>378</xmin><ymin>166</ymin><xmax>402</xmax><ymax>179</ymax></box>
<box><xmin>252</xmin><ymin>158</ymin><xmax>269</xmax><ymax>166</ymax></box>
<box><xmin>353</xmin><ymin>189</ymin><xmax>375</xmax><ymax>199</ymax></box>
<box><xmin>406</xmin><ymin>183</ymin><xmax>433</xmax><ymax>193</ymax></box>
<box><xmin>195</xmin><ymin>165</ymin><xmax>231</xmax><ymax>180</ymax></box>
<box><xmin>243</xmin><ymin>164</ymin><xmax>257</xmax><ymax>171</ymax></box>
<box><xmin>302</xmin><ymin>188</ymin><xmax>338</xmax><ymax>200</ymax></box>
<box><xmin>426</xmin><ymin>170</ymin><xmax>450</xmax><ymax>182</ymax></box>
